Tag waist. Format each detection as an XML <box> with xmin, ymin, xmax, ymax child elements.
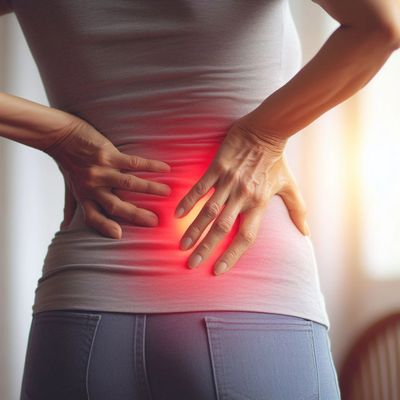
<box><xmin>36</xmin><ymin>194</ymin><xmax>329</xmax><ymax>329</ymax></box>
<box><xmin>42</xmin><ymin>194</ymin><xmax>313</xmax><ymax>277</ymax></box>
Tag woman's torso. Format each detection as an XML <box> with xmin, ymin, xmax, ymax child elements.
<box><xmin>12</xmin><ymin>0</ymin><xmax>330</xmax><ymax>329</ymax></box>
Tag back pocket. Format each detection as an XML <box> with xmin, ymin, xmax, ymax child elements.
<box><xmin>21</xmin><ymin>310</ymin><xmax>101</xmax><ymax>400</ymax></box>
<box><xmin>204</xmin><ymin>315</ymin><xmax>319</xmax><ymax>400</ymax></box>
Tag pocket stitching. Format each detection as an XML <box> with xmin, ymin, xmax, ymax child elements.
<box><xmin>205</xmin><ymin>316</ymin><xmax>225</xmax><ymax>400</ymax></box>
<box><xmin>33</xmin><ymin>311</ymin><xmax>101</xmax><ymax>323</ymax></box>
<box><xmin>204</xmin><ymin>316</ymin><xmax>312</xmax><ymax>327</ymax></box>
<box><xmin>308</xmin><ymin>325</ymin><xmax>321</xmax><ymax>400</ymax></box>
<box><xmin>85</xmin><ymin>314</ymin><xmax>102</xmax><ymax>400</ymax></box>
<box><xmin>324</xmin><ymin>333</ymin><xmax>341</xmax><ymax>399</ymax></box>
<box><xmin>24</xmin><ymin>312</ymin><xmax>101</xmax><ymax>400</ymax></box>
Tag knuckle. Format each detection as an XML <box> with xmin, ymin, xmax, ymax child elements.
<box><xmin>279</xmin><ymin>176</ymin><xmax>291</xmax><ymax>190</ymax></box>
<box><xmin>189</xmin><ymin>224</ymin><xmax>202</xmax><ymax>237</ymax></box>
<box><xmin>239</xmin><ymin>229</ymin><xmax>256</xmax><ymax>245</ymax></box>
<box><xmin>179</xmin><ymin>198</ymin><xmax>190</xmax><ymax>210</ymax></box>
<box><xmin>252</xmin><ymin>192</ymin><xmax>265</xmax><ymax>205</ymax></box>
<box><xmin>213</xmin><ymin>160</ymin><xmax>228</xmax><ymax>174</ymax></box>
<box><xmin>198</xmin><ymin>241</ymin><xmax>212</xmax><ymax>254</ymax></box>
<box><xmin>223</xmin><ymin>168</ymin><xmax>238</xmax><ymax>183</ymax></box>
<box><xmin>214</xmin><ymin>216</ymin><xmax>233</xmax><ymax>234</ymax></box>
<box><xmin>225</xmin><ymin>247</ymin><xmax>238</xmax><ymax>260</ymax></box>
<box><xmin>238</xmin><ymin>180</ymin><xmax>253</xmax><ymax>197</ymax></box>
<box><xmin>104</xmin><ymin>199</ymin><xmax>118</xmax><ymax>216</ymax></box>
<box><xmin>120</xmin><ymin>174</ymin><xmax>135</xmax><ymax>189</ymax></box>
<box><xmin>95</xmin><ymin>150</ymin><xmax>108</xmax><ymax>165</ymax></box>
<box><xmin>84</xmin><ymin>167</ymin><xmax>98</xmax><ymax>184</ymax></box>
<box><xmin>129</xmin><ymin>156</ymin><xmax>140</xmax><ymax>169</ymax></box>
<box><xmin>194</xmin><ymin>180</ymin><xmax>208</xmax><ymax>197</ymax></box>
<box><xmin>203</xmin><ymin>201</ymin><xmax>220</xmax><ymax>219</ymax></box>
<box><xmin>144</xmin><ymin>180</ymin><xmax>153</xmax><ymax>192</ymax></box>
<box><xmin>129</xmin><ymin>204</ymin><xmax>139</xmax><ymax>218</ymax></box>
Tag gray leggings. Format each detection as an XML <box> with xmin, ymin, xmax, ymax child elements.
<box><xmin>20</xmin><ymin>309</ymin><xmax>341</xmax><ymax>400</ymax></box>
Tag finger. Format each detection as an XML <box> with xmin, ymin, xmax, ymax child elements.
<box><xmin>81</xmin><ymin>199</ymin><xmax>123</xmax><ymax>239</ymax></box>
<box><xmin>100</xmin><ymin>169</ymin><xmax>172</xmax><ymax>196</ymax></box>
<box><xmin>60</xmin><ymin>181</ymin><xmax>77</xmax><ymax>229</ymax></box>
<box><xmin>94</xmin><ymin>188</ymin><xmax>159</xmax><ymax>227</ymax></box>
<box><xmin>213</xmin><ymin>205</ymin><xmax>264</xmax><ymax>275</ymax></box>
<box><xmin>179</xmin><ymin>182</ymin><xmax>231</xmax><ymax>251</ymax></box>
<box><xmin>111</xmin><ymin>152</ymin><xmax>171</xmax><ymax>172</ymax></box>
<box><xmin>175</xmin><ymin>167</ymin><xmax>219</xmax><ymax>218</ymax></box>
<box><xmin>187</xmin><ymin>196</ymin><xmax>243</xmax><ymax>269</ymax></box>
<box><xmin>278</xmin><ymin>184</ymin><xmax>309</xmax><ymax>236</ymax></box>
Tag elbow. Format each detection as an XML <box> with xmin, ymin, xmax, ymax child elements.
<box><xmin>313</xmin><ymin>0</ymin><xmax>400</xmax><ymax>50</ymax></box>
<box><xmin>365</xmin><ymin>18</ymin><xmax>400</xmax><ymax>51</ymax></box>
<box><xmin>375</xmin><ymin>21</ymin><xmax>400</xmax><ymax>50</ymax></box>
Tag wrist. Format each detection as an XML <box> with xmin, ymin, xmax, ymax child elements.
<box><xmin>41</xmin><ymin>112</ymin><xmax>80</xmax><ymax>156</ymax></box>
<box><xmin>39</xmin><ymin>109</ymin><xmax>80</xmax><ymax>154</ymax></box>
<box><xmin>0</xmin><ymin>92</ymin><xmax>80</xmax><ymax>152</ymax></box>
<box><xmin>234</xmin><ymin>115</ymin><xmax>288</xmax><ymax>157</ymax></box>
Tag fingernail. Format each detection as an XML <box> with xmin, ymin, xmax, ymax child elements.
<box><xmin>148</xmin><ymin>214</ymin><xmax>158</xmax><ymax>226</ymax></box>
<box><xmin>189</xmin><ymin>254</ymin><xmax>202</xmax><ymax>268</ymax></box>
<box><xmin>111</xmin><ymin>228</ymin><xmax>122</xmax><ymax>239</ymax></box>
<box><xmin>175</xmin><ymin>207</ymin><xmax>184</xmax><ymax>218</ymax></box>
<box><xmin>180</xmin><ymin>236</ymin><xmax>192</xmax><ymax>250</ymax></box>
<box><xmin>215</xmin><ymin>261</ymin><xmax>228</xmax><ymax>275</ymax></box>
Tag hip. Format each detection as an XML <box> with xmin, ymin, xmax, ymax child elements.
<box><xmin>43</xmin><ymin>195</ymin><xmax>314</xmax><ymax>277</ymax></box>
<box><xmin>20</xmin><ymin>309</ymin><xmax>341</xmax><ymax>400</ymax></box>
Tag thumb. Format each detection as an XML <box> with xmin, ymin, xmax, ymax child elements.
<box><xmin>278</xmin><ymin>183</ymin><xmax>310</xmax><ymax>237</ymax></box>
<box><xmin>60</xmin><ymin>179</ymin><xmax>77</xmax><ymax>229</ymax></box>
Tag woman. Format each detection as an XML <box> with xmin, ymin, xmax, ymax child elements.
<box><xmin>1</xmin><ymin>0</ymin><xmax>399</xmax><ymax>399</ymax></box>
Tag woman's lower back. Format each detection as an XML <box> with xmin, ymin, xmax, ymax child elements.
<box><xmin>33</xmin><ymin>141</ymin><xmax>330</xmax><ymax>330</ymax></box>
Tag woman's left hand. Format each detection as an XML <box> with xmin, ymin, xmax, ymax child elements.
<box><xmin>174</xmin><ymin>115</ymin><xmax>310</xmax><ymax>276</ymax></box>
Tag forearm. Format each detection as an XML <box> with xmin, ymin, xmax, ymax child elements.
<box><xmin>244</xmin><ymin>20</ymin><xmax>400</xmax><ymax>141</ymax></box>
<box><xmin>0</xmin><ymin>91</ymin><xmax>76</xmax><ymax>152</ymax></box>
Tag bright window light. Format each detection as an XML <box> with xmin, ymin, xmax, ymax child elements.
<box><xmin>358</xmin><ymin>51</ymin><xmax>400</xmax><ymax>280</ymax></box>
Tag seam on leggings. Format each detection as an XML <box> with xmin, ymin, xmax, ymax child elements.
<box><xmin>204</xmin><ymin>318</ymin><xmax>222</xmax><ymax>400</ymax></box>
<box><xmin>142</xmin><ymin>314</ymin><xmax>153</xmax><ymax>400</ymax></box>
<box><xmin>134</xmin><ymin>315</ymin><xmax>139</xmax><ymax>395</ymax></box>
<box><xmin>310</xmin><ymin>322</ymin><xmax>321</xmax><ymax>400</ymax></box>
<box><xmin>134</xmin><ymin>316</ymin><xmax>145</xmax><ymax>399</ymax></box>
<box><xmin>325</xmin><ymin>332</ymin><xmax>341</xmax><ymax>399</ymax></box>
<box><xmin>85</xmin><ymin>314</ymin><xmax>102</xmax><ymax>400</ymax></box>
<box><xmin>134</xmin><ymin>315</ymin><xmax>153</xmax><ymax>400</ymax></box>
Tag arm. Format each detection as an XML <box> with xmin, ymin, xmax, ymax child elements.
<box><xmin>174</xmin><ymin>0</ymin><xmax>400</xmax><ymax>274</ymax></box>
<box><xmin>0</xmin><ymin>91</ymin><xmax>173</xmax><ymax>238</ymax></box>
<box><xmin>0</xmin><ymin>91</ymin><xmax>79</xmax><ymax>152</ymax></box>
<box><xmin>239</xmin><ymin>0</ymin><xmax>400</xmax><ymax>141</ymax></box>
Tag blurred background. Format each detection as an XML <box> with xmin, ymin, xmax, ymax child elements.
<box><xmin>1</xmin><ymin>1</ymin><xmax>400</xmax><ymax>399</ymax></box>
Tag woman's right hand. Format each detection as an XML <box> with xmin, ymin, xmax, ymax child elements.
<box><xmin>43</xmin><ymin>116</ymin><xmax>172</xmax><ymax>239</ymax></box>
